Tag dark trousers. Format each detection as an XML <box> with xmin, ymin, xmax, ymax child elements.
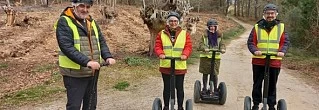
<box><xmin>162</xmin><ymin>73</ymin><xmax>185</xmax><ymax>107</ymax></box>
<box><xmin>63</xmin><ymin>76</ymin><xmax>97</xmax><ymax>110</ymax></box>
<box><xmin>252</xmin><ymin>65</ymin><xmax>280</xmax><ymax>106</ymax></box>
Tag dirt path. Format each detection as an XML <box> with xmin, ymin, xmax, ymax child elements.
<box><xmin>18</xmin><ymin>19</ymin><xmax>319</xmax><ymax>110</ymax></box>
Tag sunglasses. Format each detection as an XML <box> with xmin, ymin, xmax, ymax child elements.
<box><xmin>169</xmin><ymin>20</ymin><xmax>178</xmax><ymax>22</ymax></box>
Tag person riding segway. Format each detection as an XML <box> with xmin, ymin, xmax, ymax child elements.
<box><xmin>245</xmin><ymin>3</ymin><xmax>290</xmax><ymax>110</ymax></box>
<box><xmin>193</xmin><ymin>19</ymin><xmax>227</xmax><ymax>105</ymax></box>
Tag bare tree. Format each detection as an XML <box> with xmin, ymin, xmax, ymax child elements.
<box><xmin>99</xmin><ymin>0</ymin><xmax>118</xmax><ymax>24</ymax></box>
<box><xmin>225</xmin><ymin>0</ymin><xmax>231</xmax><ymax>16</ymax></box>
<box><xmin>2</xmin><ymin>0</ymin><xmax>16</xmax><ymax>26</ymax></box>
<box><xmin>254</xmin><ymin>0</ymin><xmax>258</xmax><ymax>19</ymax></box>
<box><xmin>140</xmin><ymin>0</ymin><xmax>195</xmax><ymax>56</ymax></box>
<box><xmin>317</xmin><ymin>0</ymin><xmax>319</xmax><ymax>26</ymax></box>
<box><xmin>234</xmin><ymin>0</ymin><xmax>237</xmax><ymax>16</ymax></box>
<box><xmin>247</xmin><ymin>0</ymin><xmax>251</xmax><ymax>17</ymax></box>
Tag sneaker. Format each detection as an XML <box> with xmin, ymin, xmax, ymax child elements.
<box><xmin>252</xmin><ymin>105</ymin><xmax>259</xmax><ymax>110</ymax></box>
<box><xmin>178</xmin><ymin>107</ymin><xmax>184</xmax><ymax>110</ymax></box>
<box><xmin>163</xmin><ymin>106</ymin><xmax>169</xmax><ymax>110</ymax></box>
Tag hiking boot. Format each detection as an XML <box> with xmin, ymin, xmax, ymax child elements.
<box><xmin>201</xmin><ymin>88</ymin><xmax>208</xmax><ymax>95</ymax></box>
<box><xmin>252</xmin><ymin>105</ymin><xmax>259</xmax><ymax>110</ymax></box>
<box><xmin>178</xmin><ymin>107</ymin><xmax>184</xmax><ymax>110</ymax></box>
<box><xmin>212</xmin><ymin>92</ymin><xmax>219</xmax><ymax>99</ymax></box>
<box><xmin>163</xmin><ymin>106</ymin><xmax>169</xmax><ymax>110</ymax></box>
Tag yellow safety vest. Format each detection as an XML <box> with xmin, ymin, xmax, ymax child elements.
<box><xmin>55</xmin><ymin>16</ymin><xmax>102</xmax><ymax>69</ymax></box>
<box><xmin>253</xmin><ymin>23</ymin><xmax>284</xmax><ymax>60</ymax></box>
<box><xmin>160</xmin><ymin>30</ymin><xmax>187</xmax><ymax>70</ymax></box>
<box><xmin>199</xmin><ymin>35</ymin><xmax>221</xmax><ymax>59</ymax></box>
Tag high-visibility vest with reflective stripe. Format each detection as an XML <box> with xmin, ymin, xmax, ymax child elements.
<box><xmin>253</xmin><ymin>23</ymin><xmax>284</xmax><ymax>60</ymax></box>
<box><xmin>160</xmin><ymin>30</ymin><xmax>187</xmax><ymax>70</ymax></box>
<box><xmin>199</xmin><ymin>35</ymin><xmax>221</xmax><ymax>59</ymax></box>
<box><xmin>56</xmin><ymin>16</ymin><xmax>102</xmax><ymax>69</ymax></box>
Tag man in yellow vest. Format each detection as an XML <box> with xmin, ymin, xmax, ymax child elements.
<box><xmin>55</xmin><ymin>0</ymin><xmax>115</xmax><ymax>109</ymax></box>
<box><xmin>247</xmin><ymin>3</ymin><xmax>290</xmax><ymax>110</ymax></box>
<box><xmin>154</xmin><ymin>11</ymin><xmax>192</xmax><ymax>110</ymax></box>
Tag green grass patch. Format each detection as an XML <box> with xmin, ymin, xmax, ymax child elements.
<box><xmin>0</xmin><ymin>85</ymin><xmax>64</xmax><ymax>107</ymax></box>
<box><xmin>124</xmin><ymin>56</ymin><xmax>152</xmax><ymax>66</ymax></box>
<box><xmin>113</xmin><ymin>81</ymin><xmax>130</xmax><ymax>91</ymax></box>
<box><xmin>223</xmin><ymin>25</ymin><xmax>245</xmax><ymax>40</ymax></box>
<box><xmin>0</xmin><ymin>63</ymin><xmax>8</xmax><ymax>69</ymax></box>
<box><xmin>32</xmin><ymin>64</ymin><xmax>55</xmax><ymax>73</ymax></box>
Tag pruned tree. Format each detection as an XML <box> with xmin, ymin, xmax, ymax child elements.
<box><xmin>140</xmin><ymin>0</ymin><xmax>195</xmax><ymax>56</ymax></box>
<box><xmin>40</xmin><ymin>0</ymin><xmax>49</xmax><ymax>7</ymax></box>
<box><xmin>2</xmin><ymin>0</ymin><xmax>16</xmax><ymax>26</ymax></box>
<box><xmin>99</xmin><ymin>0</ymin><xmax>118</xmax><ymax>24</ymax></box>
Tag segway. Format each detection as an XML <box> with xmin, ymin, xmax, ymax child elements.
<box><xmin>193</xmin><ymin>49</ymin><xmax>227</xmax><ymax>105</ymax></box>
<box><xmin>88</xmin><ymin>61</ymin><xmax>109</xmax><ymax>110</ymax></box>
<box><xmin>152</xmin><ymin>57</ymin><xmax>193</xmax><ymax>110</ymax></box>
<box><xmin>244</xmin><ymin>53</ymin><xmax>287</xmax><ymax>110</ymax></box>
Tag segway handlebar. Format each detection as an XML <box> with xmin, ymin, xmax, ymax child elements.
<box><xmin>88</xmin><ymin>61</ymin><xmax>110</xmax><ymax>69</ymax></box>
<box><xmin>261</xmin><ymin>53</ymin><xmax>278</xmax><ymax>56</ymax></box>
<box><xmin>163</xmin><ymin>57</ymin><xmax>182</xmax><ymax>60</ymax></box>
<box><xmin>207</xmin><ymin>49</ymin><xmax>222</xmax><ymax>52</ymax></box>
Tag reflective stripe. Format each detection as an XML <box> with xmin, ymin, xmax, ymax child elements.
<box><xmin>173</xmin><ymin>48</ymin><xmax>183</xmax><ymax>51</ymax></box>
<box><xmin>258</xmin><ymin>40</ymin><xmax>279</xmax><ymax>43</ymax></box>
<box><xmin>258</xmin><ymin>48</ymin><xmax>279</xmax><ymax>52</ymax></box>
<box><xmin>74</xmin><ymin>39</ymin><xmax>81</xmax><ymax>44</ymax></box>
<box><xmin>163</xmin><ymin>46</ymin><xmax>172</xmax><ymax>49</ymax></box>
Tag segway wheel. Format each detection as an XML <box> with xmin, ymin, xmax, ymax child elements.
<box><xmin>277</xmin><ymin>99</ymin><xmax>287</xmax><ymax>110</ymax></box>
<box><xmin>244</xmin><ymin>96</ymin><xmax>252</xmax><ymax>110</ymax></box>
<box><xmin>185</xmin><ymin>99</ymin><xmax>193</xmax><ymax>110</ymax></box>
<box><xmin>152</xmin><ymin>98</ymin><xmax>162</xmax><ymax>110</ymax></box>
<box><xmin>218</xmin><ymin>82</ymin><xmax>227</xmax><ymax>105</ymax></box>
<box><xmin>194</xmin><ymin>80</ymin><xmax>201</xmax><ymax>103</ymax></box>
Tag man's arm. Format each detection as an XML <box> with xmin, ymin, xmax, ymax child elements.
<box><xmin>279</xmin><ymin>30</ymin><xmax>290</xmax><ymax>54</ymax></box>
<box><xmin>247</xmin><ymin>28</ymin><xmax>259</xmax><ymax>54</ymax></box>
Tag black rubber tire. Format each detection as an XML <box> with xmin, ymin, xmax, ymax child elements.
<box><xmin>194</xmin><ymin>80</ymin><xmax>201</xmax><ymax>103</ymax></box>
<box><xmin>186</xmin><ymin>99</ymin><xmax>193</xmax><ymax>110</ymax></box>
<box><xmin>277</xmin><ymin>99</ymin><xmax>287</xmax><ymax>110</ymax></box>
<box><xmin>152</xmin><ymin>98</ymin><xmax>162</xmax><ymax>110</ymax></box>
<box><xmin>218</xmin><ymin>82</ymin><xmax>227</xmax><ymax>105</ymax></box>
<box><xmin>244</xmin><ymin>96</ymin><xmax>252</xmax><ymax>110</ymax></box>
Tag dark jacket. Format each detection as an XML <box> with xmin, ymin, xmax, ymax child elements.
<box><xmin>247</xmin><ymin>19</ymin><xmax>290</xmax><ymax>68</ymax></box>
<box><xmin>56</xmin><ymin>7</ymin><xmax>112</xmax><ymax>77</ymax></box>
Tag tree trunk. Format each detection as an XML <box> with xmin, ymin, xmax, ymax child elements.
<box><xmin>241</xmin><ymin>0</ymin><xmax>244</xmax><ymax>17</ymax></box>
<box><xmin>234</xmin><ymin>0</ymin><xmax>237</xmax><ymax>16</ymax></box>
<box><xmin>149</xmin><ymin>30</ymin><xmax>157</xmax><ymax>57</ymax></box>
<box><xmin>248</xmin><ymin>0</ymin><xmax>251</xmax><ymax>17</ymax></box>
<box><xmin>2</xmin><ymin>6</ymin><xmax>16</xmax><ymax>26</ymax></box>
<box><xmin>225</xmin><ymin>0</ymin><xmax>231</xmax><ymax>16</ymax></box>
<box><xmin>254</xmin><ymin>0</ymin><xmax>258</xmax><ymax>19</ymax></box>
<box><xmin>317</xmin><ymin>0</ymin><xmax>319</xmax><ymax>26</ymax></box>
<box><xmin>237</xmin><ymin>0</ymin><xmax>240</xmax><ymax>16</ymax></box>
